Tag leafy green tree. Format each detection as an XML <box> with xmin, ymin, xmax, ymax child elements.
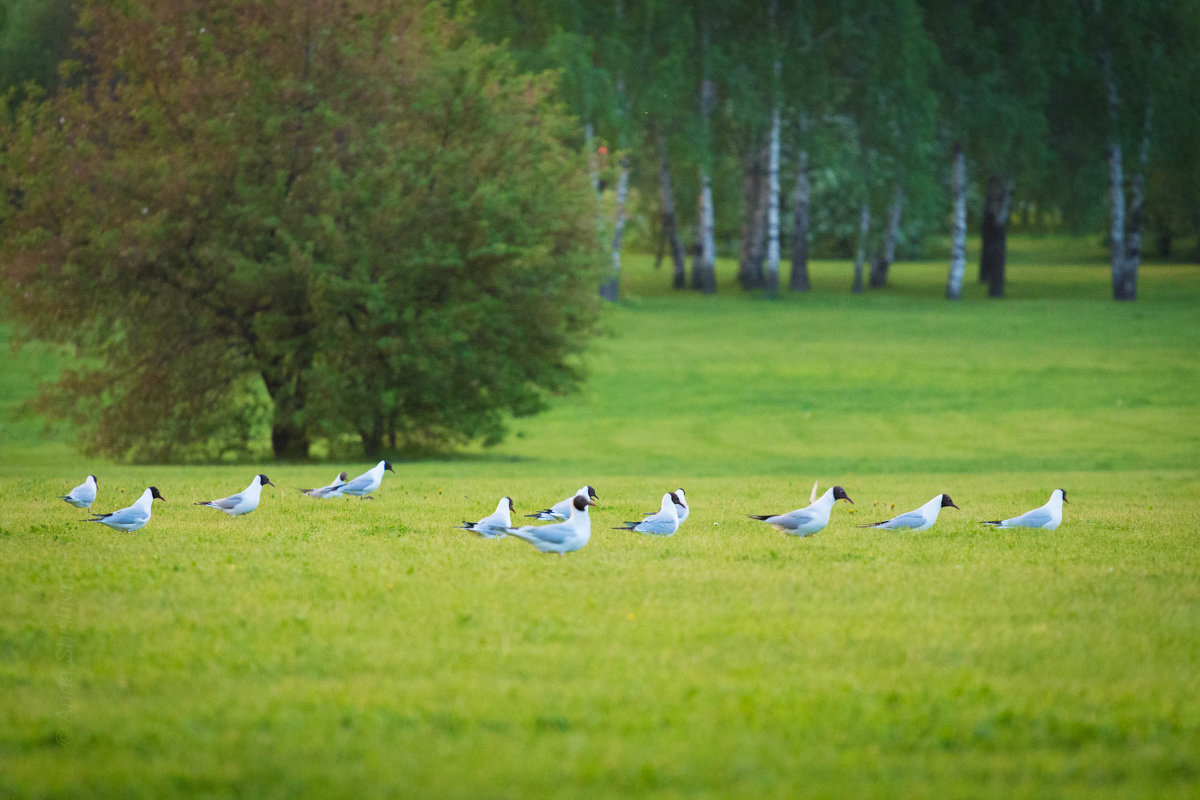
<box><xmin>0</xmin><ymin>0</ymin><xmax>604</xmax><ymax>461</ymax></box>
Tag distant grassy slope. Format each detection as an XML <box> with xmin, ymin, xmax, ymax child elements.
<box><xmin>1</xmin><ymin>236</ymin><xmax>1199</xmax><ymax>799</ymax></box>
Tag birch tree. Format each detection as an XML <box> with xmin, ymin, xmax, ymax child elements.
<box><xmin>946</xmin><ymin>143</ymin><xmax>968</xmax><ymax>300</ymax></box>
<box><xmin>689</xmin><ymin>11</ymin><xmax>719</xmax><ymax>294</ymax></box>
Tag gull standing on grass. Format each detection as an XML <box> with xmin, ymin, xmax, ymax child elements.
<box><xmin>86</xmin><ymin>486</ymin><xmax>165</xmax><ymax>532</ymax></box>
<box><xmin>859</xmin><ymin>493</ymin><xmax>959</xmax><ymax>531</ymax></box>
<box><xmin>526</xmin><ymin>485</ymin><xmax>598</xmax><ymax>521</ymax></box>
<box><xmin>328</xmin><ymin>460</ymin><xmax>394</xmax><ymax>499</ymax></box>
<box><xmin>506</xmin><ymin>494</ymin><xmax>596</xmax><ymax>555</ymax></box>
<box><xmin>300</xmin><ymin>472</ymin><xmax>348</xmax><ymax>499</ymax></box>
<box><xmin>982</xmin><ymin>489</ymin><xmax>1067</xmax><ymax>530</ymax></box>
<box><xmin>60</xmin><ymin>474</ymin><xmax>99</xmax><ymax>510</ymax></box>
<box><xmin>458</xmin><ymin>496</ymin><xmax>515</xmax><ymax>538</ymax></box>
<box><xmin>617</xmin><ymin>492</ymin><xmax>681</xmax><ymax>536</ymax></box>
<box><xmin>195</xmin><ymin>474</ymin><xmax>274</xmax><ymax>517</ymax></box>
<box><xmin>748</xmin><ymin>485</ymin><xmax>854</xmax><ymax>537</ymax></box>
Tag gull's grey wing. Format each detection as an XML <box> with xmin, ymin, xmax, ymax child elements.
<box><xmin>337</xmin><ymin>475</ymin><xmax>372</xmax><ymax>493</ymax></box>
<box><xmin>775</xmin><ymin>509</ymin><xmax>817</xmax><ymax>529</ymax></box>
<box><xmin>1012</xmin><ymin>507</ymin><xmax>1053</xmax><ymax>527</ymax></box>
<box><xmin>526</xmin><ymin>524</ymin><xmax>572</xmax><ymax>545</ymax></box>
<box><xmin>103</xmin><ymin>505</ymin><xmax>150</xmax><ymax>526</ymax></box>
<box><xmin>882</xmin><ymin>511</ymin><xmax>927</xmax><ymax>528</ymax></box>
<box><xmin>636</xmin><ymin>518</ymin><xmax>676</xmax><ymax>534</ymax></box>
<box><xmin>207</xmin><ymin>493</ymin><xmax>243</xmax><ymax>510</ymax></box>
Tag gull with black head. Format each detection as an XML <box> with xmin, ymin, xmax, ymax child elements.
<box><xmin>526</xmin><ymin>485</ymin><xmax>598</xmax><ymax>522</ymax></box>
<box><xmin>60</xmin><ymin>474</ymin><xmax>99</xmax><ymax>510</ymax></box>
<box><xmin>458</xmin><ymin>496</ymin><xmax>515</xmax><ymax>539</ymax></box>
<box><xmin>748</xmin><ymin>485</ymin><xmax>854</xmax><ymax>537</ymax></box>
<box><xmin>195</xmin><ymin>474</ymin><xmax>274</xmax><ymax>517</ymax></box>
<box><xmin>87</xmin><ymin>486</ymin><xmax>165</xmax><ymax>532</ymax></box>
<box><xmin>859</xmin><ymin>493</ymin><xmax>959</xmax><ymax>531</ymax></box>
<box><xmin>982</xmin><ymin>489</ymin><xmax>1067</xmax><ymax>530</ymax></box>
<box><xmin>506</xmin><ymin>494</ymin><xmax>596</xmax><ymax>555</ymax></box>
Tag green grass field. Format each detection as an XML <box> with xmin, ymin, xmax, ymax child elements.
<box><xmin>3</xmin><ymin>239</ymin><xmax>1199</xmax><ymax>798</ymax></box>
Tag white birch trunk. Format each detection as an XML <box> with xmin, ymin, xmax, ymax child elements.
<box><xmin>1100</xmin><ymin>49</ymin><xmax>1130</xmax><ymax>300</ymax></box>
<box><xmin>698</xmin><ymin>173</ymin><xmax>717</xmax><ymax>293</ymax></box>
<box><xmin>884</xmin><ymin>185</ymin><xmax>903</xmax><ymax>265</ymax></box>
<box><xmin>765</xmin><ymin>92</ymin><xmax>781</xmax><ymax>295</ymax></box>
<box><xmin>692</xmin><ymin>36</ymin><xmax>718</xmax><ymax>295</ymax></box>
<box><xmin>851</xmin><ymin>202</ymin><xmax>870</xmax><ymax>294</ymax></box>
<box><xmin>1122</xmin><ymin>101</ymin><xmax>1152</xmax><ymax>301</ymax></box>
<box><xmin>600</xmin><ymin>156</ymin><xmax>630</xmax><ymax>302</ymax></box>
<box><xmin>945</xmin><ymin>143</ymin><xmax>967</xmax><ymax>300</ymax></box>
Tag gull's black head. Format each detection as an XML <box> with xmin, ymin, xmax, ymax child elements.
<box><xmin>1058</xmin><ymin>488</ymin><xmax>1068</xmax><ymax>504</ymax></box>
<box><xmin>258</xmin><ymin>474</ymin><xmax>275</xmax><ymax>487</ymax></box>
<box><xmin>669</xmin><ymin>491</ymin><xmax>681</xmax><ymax>506</ymax></box>
<box><xmin>90</xmin><ymin>475</ymin><xmax>98</xmax><ymax>485</ymax></box>
<box><xmin>338</xmin><ymin>472</ymin><xmax>348</xmax><ymax>481</ymax></box>
<box><xmin>149</xmin><ymin>486</ymin><xmax>165</xmax><ymax>502</ymax></box>
<box><xmin>383</xmin><ymin>460</ymin><xmax>395</xmax><ymax>472</ymax></box>
<box><xmin>941</xmin><ymin>493</ymin><xmax>959</xmax><ymax>509</ymax></box>
<box><xmin>505</xmin><ymin>497</ymin><xmax>515</xmax><ymax>512</ymax></box>
<box><xmin>586</xmin><ymin>485</ymin><xmax>598</xmax><ymax>500</ymax></box>
<box><xmin>832</xmin><ymin>485</ymin><xmax>854</xmax><ymax>505</ymax></box>
<box><xmin>573</xmin><ymin>494</ymin><xmax>597</xmax><ymax>512</ymax></box>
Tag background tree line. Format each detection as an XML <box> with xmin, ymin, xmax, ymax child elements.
<box><xmin>466</xmin><ymin>0</ymin><xmax>1200</xmax><ymax>301</ymax></box>
<box><xmin>1</xmin><ymin>0</ymin><xmax>1197</xmax><ymax>463</ymax></box>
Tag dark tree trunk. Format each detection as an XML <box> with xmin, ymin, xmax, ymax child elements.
<box><xmin>869</xmin><ymin>254</ymin><xmax>888</xmax><ymax>288</ymax></box>
<box><xmin>657</xmin><ymin>131</ymin><xmax>687</xmax><ymax>289</ymax></box>
<box><xmin>979</xmin><ymin>176</ymin><xmax>1014</xmax><ymax>298</ymax></box>
<box><xmin>789</xmin><ymin>127</ymin><xmax>810</xmax><ymax>291</ymax></box>
<box><xmin>263</xmin><ymin>370</ymin><xmax>311</xmax><ymax>460</ymax></box>
<box><xmin>1155</xmin><ymin>232</ymin><xmax>1171</xmax><ymax>257</ymax></box>
<box><xmin>271</xmin><ymin>422</ymin><xmax>310</xmax><ymax>461</ymax></box>
<box><xmin>738</xmin><ymin>140</ymin><xmax>768</xmax><ymax>289</ymax></box>
<box><xmin>360</xmin><ymin>429</ymin><xmax>383</xmax><ymax>460</ymax></box>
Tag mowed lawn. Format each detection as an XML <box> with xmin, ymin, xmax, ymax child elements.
<box><xmin>2</xmin><ymin>240</ymin><xmax>1199</xmax><ymax>798</ymax></box>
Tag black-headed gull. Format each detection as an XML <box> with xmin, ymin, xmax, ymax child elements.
<box><xmin>300</xmin><ymin>472</ymin><xmax>348</xmax><ymax>499</ymax></box>
<box><xmin>748</xmin><ymin>485</ymin><xmax>854</xmax><ymax>537</ymax></box>
<box><xmin>526</xmin><ymin>485</ymin><xmax>598</xmax><ymax>521</ymax></box>
<box><xmin>458</xmin><ymin>496</ymin><xmax>515</xmax><ymax>538</ymax></box>
<box><xmin>506</xmin><ymin>494</ymin><xmax>596</xmax><ymax>555</ymax></box>
<box><xmin>195</xmin><ymin>474</ymin><xmax>274</xmax><ymax>517</ymax></box>
<box><xmin>60</xmin><ymin>474</ymin><xmax>98</xmax><ymax>509</ymax></box>
<box><xmin>617</xmin><ymin>492</ymin><xmax>680</xmax><ymax>536</ymax></box>
<box><xmin>982</xmin><ymin>489</ymin><xmax>1067</xmax><ymax>530</ymax></box>
<box><xmin>86</xmin><ymin>486</ymin><xmax>164</xmax><ymax>532</ymax></box>
<box><xmin>329</xmin><ymin>460</ymin><xmax>394</xmax><ymax>499</ymax></box>
<box><xmin>859</xmin><ymin>493</ymin><xmax>959</xmax><ymax>531</ymax></box>
<box><xmin>646</xmin><ymin>487</ymin><xmax>689</xmax><ymax>526</ymax></box>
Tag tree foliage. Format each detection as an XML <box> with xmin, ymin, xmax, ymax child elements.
<box><xmin>0</xmin><ymin>0</ymin><xmax>605</xmax><ymax>462</ymax></box>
